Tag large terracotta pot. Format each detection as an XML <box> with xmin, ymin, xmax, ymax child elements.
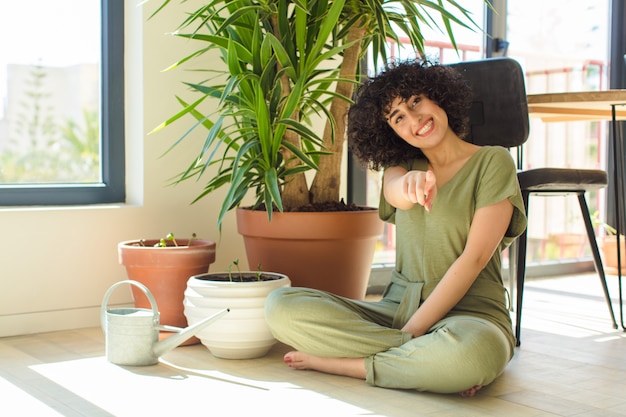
<box><xmin>236</xmin><ymin>208</ymin><xmax>384</xmax><ymax>300</ymax></box>
<box><xmin>600</xmin><ymin>235</ymin><xmax>626</xmax><ymax>274</ymax></box>
<box><xmin>118</xmin><ymin>238</ymin><xmax>217</xmax><ymax>332</ymax></box>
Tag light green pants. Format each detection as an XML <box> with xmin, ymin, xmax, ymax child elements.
<box><xmin>265</xmin><ymin>287</ymin><xmax>512</xmax><ymax>394</ymax></box>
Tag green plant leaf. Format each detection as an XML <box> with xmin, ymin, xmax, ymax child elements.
<box><xmin>149</xmin><ymin>94</ymin><xmax>209</xmax><ymax>135</ymax></box>
<box><xmin>265</xmin><ymin>167</ymin><xmax>282</xmax><ymax>212</ymax></box>
<box><xmin>173</xmin><ymin>33</ymin><xmax>254</xmax><ymax>64</ymax></box>
<box><xmin>305</xmin><ymin>0</ymin><xmax>345</xmax><ymax>62</ymax></box>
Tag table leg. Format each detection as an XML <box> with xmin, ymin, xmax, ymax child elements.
<box><xmin>611</xmin><ymin>104</ymin><xmax>625</xmax><ymax>330</ymax></box>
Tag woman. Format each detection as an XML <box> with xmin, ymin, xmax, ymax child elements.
<box><xmin>265</xmin><ymin>59</ymin><xmax>527</xmax><ymax>396</ymax></box>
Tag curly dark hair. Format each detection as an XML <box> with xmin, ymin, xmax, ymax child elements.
<box><xmin>347</xmin><ymin>59</ymin><xmax>472</xmax><ymax>170</ymax></box>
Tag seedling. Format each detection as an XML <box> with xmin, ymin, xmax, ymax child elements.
<box><xmin>226</xmin><ymin>261</ymin><xmax>265</xmax><ymax>282</ymax></box>
<box><xmin>228</xmin><ymin>258</ymin><xmax>244</xmax><ymax>282</ymax></box>
<box><xmin>137</xmin><ymin>232</ymin><xmax>197</xmax><ymax>247</ymax></box>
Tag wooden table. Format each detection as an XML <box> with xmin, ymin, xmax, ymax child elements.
<box><xmin>528</xmin><ymin>90</ymin><xmax>626</xmax><ymax>122</ymax></box>
<box><xmin>527</xmin><ymin>90</ymin><xmax>626</xmax><ymax>330</ymax></box>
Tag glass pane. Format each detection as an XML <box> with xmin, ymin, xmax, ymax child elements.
<box><xmin>507</xmin><ymin>0</ymin><xmax>610</xmax><ymax>265</ymax></box>
<box><xmin>0</xmin><ymin>0</ymin><xmax>101</xmax><ymax>184</ymax></box>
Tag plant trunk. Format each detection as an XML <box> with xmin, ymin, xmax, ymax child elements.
<box><xmin>280</xmin><ymin>130</ymin><xmax>310</xmax><ymax>209</ymax></box>
<box><xmin>309</xmin><ymin>24</ymin><xmax>365</xmax><ymax>204</ymax></box>
<box><xmin>273</xmin><ymin>15</ymin><xmax>310</xmax><ymax>210</ymax></box>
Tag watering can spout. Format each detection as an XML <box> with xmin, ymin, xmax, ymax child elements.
<box><xmin>153</xmin><ymin>308</ymin><xmax>230</xmax><ymax>358</ymax></box>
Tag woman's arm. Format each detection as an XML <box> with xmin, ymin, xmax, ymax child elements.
<box><xmin>384</xmin><ymin>166</ymin><xmax>437</xmax><ymax>211</ymax></box>
<box><xmin>400</xmin><ymin>198</ymin><xmax>514</xmax><ymax>337</ymax></box>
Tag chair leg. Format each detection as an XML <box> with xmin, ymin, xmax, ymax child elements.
<box><xmin>515</xmin><ymin>191</ymin><xmax>531</xmax><ymax>347</ymax></box>
<box><xmin>508</xmin><ymin>241</ymin><xmax>517</xmax><ymax>312</ymax></box>
<box><xmin>577</xmin><ymin>193</ymin><xmax>618</xmax><ymax>329</ymax></box>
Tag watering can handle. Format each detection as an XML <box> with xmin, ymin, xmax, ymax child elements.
<box><xmin>101</xmin><ymin>280</ymin><xmax>159</xmax><ymax>330</ymax></box>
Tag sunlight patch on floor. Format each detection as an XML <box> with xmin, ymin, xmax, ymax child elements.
<box><xmin>29</xmin><ymin>356</ymin><xmax>379</xmax><ymax>417</ymax></box>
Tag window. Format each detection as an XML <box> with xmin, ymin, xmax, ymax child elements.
<box><xmin>0</xmin><ymin>0</ymin><xmax>124</xmax><ymax>206</ymax></box>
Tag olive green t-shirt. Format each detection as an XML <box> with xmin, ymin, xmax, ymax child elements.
<box><xmin>379</xmin><ymin>146</ymin><xmax>527</xmax><ymax>348</ymax></box>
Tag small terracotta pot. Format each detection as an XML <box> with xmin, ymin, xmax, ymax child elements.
<box><xmin>236</xmin><ymin>208</ymin><xmax>383</xmax><ymax>299</ymax></box>
<box><xmin>600</xmin><ymin>235</ymin><xmax>626</xmax><ymax>274</ymax></box>
<box><xmin>118</xmin><ymin>238</ymin><xmax>217</xmax><ymax>342</ymax></box>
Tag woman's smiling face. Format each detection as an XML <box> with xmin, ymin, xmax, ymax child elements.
<box><xmin>386</xmin><ymin>95</ymin><xmax>450</xmax><ymax>149</ymax></box>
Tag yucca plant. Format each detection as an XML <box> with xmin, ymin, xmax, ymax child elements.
<box><xmin>150</xmin><ymin>0</ymin><xmax>483</xmax><ymax>228</ymax></box>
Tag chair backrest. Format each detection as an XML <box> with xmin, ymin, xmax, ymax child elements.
<box><xmin>448</xmin><ymin>58</ymin><xmax>530</xmax><ymax>148</ymax></box>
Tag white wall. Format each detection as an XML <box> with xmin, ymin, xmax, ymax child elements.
<box><xmin>0</xmin><ymin>0</ymin><xmax>245</xmax><ymax>337</ymax></box>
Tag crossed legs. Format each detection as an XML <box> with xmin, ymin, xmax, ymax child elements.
<box><xmin>265</xmin><ymin>288</ymin><xmax>511</xmax><ymax>396</ymax></box>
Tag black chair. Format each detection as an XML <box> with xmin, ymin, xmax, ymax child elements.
<box><xmin>450</xmin><ymin>58</ymin><xmax>618</xmax><ymax>346</ymax></box>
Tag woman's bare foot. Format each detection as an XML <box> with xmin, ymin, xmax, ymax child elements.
<box><xmin>458</xmin><ymin>385</ymin><xmax>483</xmax><ymax>397</ymax></box>
<box><xmin>283</xmin><ymin>351</ymin><xmax>315</xmax><ymax>370</ymax></box>
<box><xmin>283</xmin><ymin>351</ymin><xmax>367</xmax><ymax>379</ymax></box>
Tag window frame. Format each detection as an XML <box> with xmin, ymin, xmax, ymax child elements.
<box><xmin>0</xmin><ymin>0</ymin><xmax>125</xmax><ymax>206</ymax></box>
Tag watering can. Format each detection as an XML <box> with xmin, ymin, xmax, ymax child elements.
<box><xmin>101</xmin><ymin>280</ymin><xmax>228</xmax><ymax>366</ymax></box>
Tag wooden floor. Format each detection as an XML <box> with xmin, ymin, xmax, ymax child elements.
<box><xmin>1</xmin><ymin>273</ymin><xmax>625</xmax><ymax>417</ymax></box>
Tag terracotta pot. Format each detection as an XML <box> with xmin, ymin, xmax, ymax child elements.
<box><xmin>600</xmin><ymin>235</ymin><xmax>626</xmax><ymax>274</ymax></box>
<box><xmin>236</xmin><ymin>207</ymin><xmax>384</xmax><ymax>300</ymax></box>
<box><xmin>184</xmin><ymin>271</ymin><xmax>291</xmax><ymax>359</ymax></box>
<box><xmin>118</xmin><ymin>238</ymin><xmax>217</xmax><ymax>336</ymax></box>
